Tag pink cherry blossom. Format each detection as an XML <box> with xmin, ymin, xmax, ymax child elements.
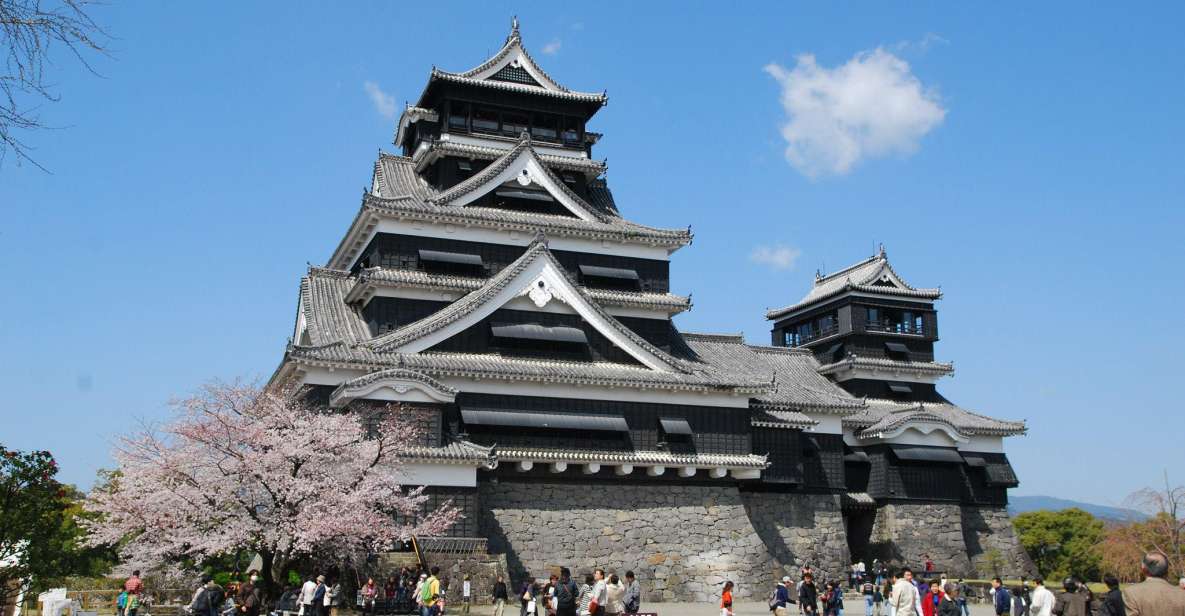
<box><xmin>84</xmin><ymin>380</ymin><xmax>460</xmax><ymax>582</ymax></box>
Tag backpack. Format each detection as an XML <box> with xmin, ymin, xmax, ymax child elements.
<box><xmin>768</xmin><ymin>588</ymin><xmax>779</xmax><ymax>611</ymax></box>
<box><xmin>556</xmin><ymin>581</ymin><xmax>576</xmax><ymax>609</ymax></box>
<box><xmin>206</xmin><ymin>587</ymin><xmax>225</xmax><ymax>613</ymax></box>
<box><xmin>420</xmin><ymin>578</ymin><xmax>435</xmax><ymax>604</ymax></box>
<box><xmin>117</xmin><ymin>593</ymin><xmax>128</xmax><ymax>609</ymax></box>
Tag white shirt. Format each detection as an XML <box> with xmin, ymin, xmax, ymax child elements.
<box><xmin>891</xmin><ymin>579</ymin><xmax>919</xmax><ymax>616</ymax></box>
<box><xmin>299</xmin><ymin>581</ymin><xmax>317</xmax><ymax>606</ymax></box>
<box><xmin>592</xmin><ymin>580</ymin><xmax>608</xmax><ymax>605</ymax></box>
<box><xmin>1029</xmin><ymin>586</ymin><xmax>1055</xmax><ymax>616</ymax></box>
<box><xmin>463</xmin><ymin>581</ymin><xmax>471</xmax><ymax>598</ymax></box>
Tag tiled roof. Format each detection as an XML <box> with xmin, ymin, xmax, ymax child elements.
<box><xmin>349</xmin><ymin>266</ymin><xmax>692</xmax><ymax>313</ymax></box>
<box><xmin>766</xmin><ymin>247</ymin><xmax>941</xmax><ymax>319</ymax></box>
<box><xmin>421</xmin><ymin>21</ymin><xmax>606</xmax><ymax>105</ymax></box>
<box><xmin>374</xmin><ymin>153</ymin><xmax>435</xmax><ymax>200</ymax></box>
<box><xmin>430</xmin><ymin>134</ymin><xmax>609</xmax><ymax>223</ymax></box>
<box><xmin>362</xmin><ymin>239</ymin><xmax>712</xmax><ymax>377</ymax></box>
<box><xmin>300</xmin><ymin>268</ymin><xmax>371</xmax><ymax>345</ymax></box>
<box><xmin>393</xmin><ymin>106</ymin><xmax>440</xmax><ymax>148</ymax></box>
<box><xmin>751</xmin><ymin>408</ymin><xmax>817</xmax><ymax>430</ymax></box>
<box><xmin>679</xmin><ymin>334</ymin><xmax>865</xmax><ymax>413</ymax></box>
<box><xmin>816</xmin><ymin>356</ymin><xmax>955</xmax><ymax>378</ymax></box>
<box><xmin>401</xmin><ymin>437</ymin><xmax>496</xmax><ymax>468</ymax></box>
<box><xmin>844</xmin><ymin>398</ymin><xmax>1027</xmax><ymax>438</ymax></box>
<box><xmin>415</xmin><ymin>139</ymin><xmax>606</xmax><ymax>175</ymax></box>
<box><xmin>494</xmin><ymin>446</ymin><xmax>768</xmax><ymax>469</ymax></box>
<box><xmin>288</xmin><ymin>345</ymin><xmax>771</xmax><ymax>393</ymax></box>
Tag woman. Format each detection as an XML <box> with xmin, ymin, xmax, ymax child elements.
<box><xmin>922</xmin><ymin>581</ymin><xmax>943</xmax><ymax>616</ymax></box>
<box><xmin>605</xmin><ymin>575</ymin><xmax>625</xmax><ymax>616</ymax></box>
<box><xmin>938</xmin><ymin>584</ymin><xmax>961</xmax><ymax>616</ymax></box>
<box><xmin>519</xmin><ymin>579</ymin><xmax>534</xmax><ymax>616</ymax></box>
<box><xmin>361</xmin><ymin>579</ymin><xmax>377</xmax><ymax>616</ymax></box>
<box><xmin>720</xmin><ymin>581</ymin><xmax>734</xmax><ymax>616</ymax></box>
<box><xmin>577</xmin><ymin>574</ymin><xmax>594</xmax><ymax>616</ymax></box>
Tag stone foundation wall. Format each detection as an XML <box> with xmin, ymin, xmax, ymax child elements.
<box><xmin>478</xmin><ymin>481</ymin><xmax>847</xmax><ymax>602</ymax></box>
<box><xmin>961</xmin><ymin>505</ymin><xmax>1037</xmax><ymax>578</ymax></box>
<box><xmin>868</xmin><ymin>502</ymin><xmax>974</xmax><ymax>576</ymax></box>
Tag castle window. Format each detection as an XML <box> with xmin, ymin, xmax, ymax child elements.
<box><xmin>531</xmin><ymin>113</ymin><xmax>559</xmax><ymax>141</ymax></box>
<box><xmin>562</xmin><ymin>117</ymin><xmax>582</xmax><ymax>145</ymax></box>
<box><xmin>502</xmin><ymin>112</ymin><xmax>530</xmax><ymax>137</ymax></box>
<box><xmin>448</xmin><ymin>102</ymin><xmax>469</xmax><ymax>130</ymax></box>
<box><xmin>472</xmin><ymin>107</ymin><xmax>500</xmax><ymax>133</ymax></box>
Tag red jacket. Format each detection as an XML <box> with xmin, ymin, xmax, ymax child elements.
<box><xmin>922</xmin><ymin>591</ymin><xmax>945</xmax><ymax>616</ymax></box>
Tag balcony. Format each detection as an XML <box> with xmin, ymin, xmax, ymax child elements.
<box><xmin>788</xmin><ymin>322</ymin><xmax>840</xmax><ymax>347</ymax></box>
<box><xmin>863</xmin><ymin>320</ymin><xmax>926</xmax><ymax>336</ymax></box>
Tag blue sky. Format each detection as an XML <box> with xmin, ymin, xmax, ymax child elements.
<box><xmin>1</xmin><ymin>2</ymin><xmax>1182</xmax><ymax>504</ymax></box>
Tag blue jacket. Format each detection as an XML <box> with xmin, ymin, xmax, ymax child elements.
<box><xmin>775</xmin><ymin>585</ymin><xmax>791</xmax><ymax>607</ymax></box>
<box><xmin>994</xmin><ymin>588</ymin><xmax>1011</xmax><ymax>615</ymax></box>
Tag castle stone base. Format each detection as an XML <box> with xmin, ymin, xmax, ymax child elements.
<box><xmin>476</xmin><ymin>480</ymin><xmax>1030</xmax><ymax>600</ymax></box>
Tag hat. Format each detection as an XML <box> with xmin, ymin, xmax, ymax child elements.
<box><xmin>420</xmin><ymin>574</ymin><xmax>427</xmax><ymax>580</ymax></box>
<box><xmin>782</xmin><ymin>576</ymin><xmax>792</xmax><ymax>583</ymax></box>
<box><xmin>316</xmin><ymin>575</ymin><xmax>325</xmax><ymax>582</ymax></box>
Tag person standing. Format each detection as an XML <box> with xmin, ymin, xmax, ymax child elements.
<box><xmin>863</xmin><ymin>578</ymin><xmax>876</xmax><ymax>616</ymax></box>
<box><xmin>954</xmin><ymin>580</ymin><xmax>969</xmax><ymax>616</ymax></box>
<box><xmin>589</xmin><ymin>570</ymin><xmax>607</xmax><ymax>616</ymax></box>
<box><xmin>311</xmin><ymin>576</ymin><xmax>327</xmax><ymax>616</ymax></box>
<box><xmin>604</xmin><ymin>575</ymin><xmax>624</xmax><ymax>616</ymax></box>
<box><xmin>991</xmin><ymin>579</ymin><xmax>1011</xmax><ymax>616</ymax></box>
<box><xmin>326</xmin><ymin>579</ymin><xmax>341</xmax><ymax>616</ymax></box>
<box><xmin>555</xmin><ymin>568</ymin><xmax>579</xmax><ymax>616</ymax></box>
<box><xmin>1028</xmin><ymin>579</ymin><xmax>1054</xmax><ymax>616</ymax></box>
<box><xmin>298</xmin><ymin>576</ymin><xmax>318</xmax><ymax>616</ymax></box>
<box><xmin>1052</xmin><ymin>579</ymin><xmax>1089</xmax><ymax>616</ymax></box>
<box><xmin>1122</xmin><ymin>551</ymin><xmax>1185</xmax><ymax>616</ymax></box>
<box><xmin>576</xmin><ymin>574</ymin><xmax>594</xmax><ymax>616</ymax></box>
<box><xmin>461</xmin><ymin>575</ymin><xmax>471</xmax><ymax>615</ymax></box>
<box><xmin>891</xmin><ymin>569</ymin><xmax>920</xmax><ymax>616</ymax></box>
<box><xmin>491</xmin><ymin>575</ymin><xmax>509</xmax><ymax>616</ymax></box>
<box><xmin>125</xmin><ymin>571</ymin><xmax>144</xmax><ymax>597</ymax></box>
<box><xmin>622</xmin><ymin>572</ymin><xmax>639</xmax><ymax>615</ymax></box>
<box><xmin>773</xmin><ymin>576</ymin><xmax>793</xmax><ymax>616</ymax></box>
<box><xmin>800</xmin><ymin>572</ymin><xmax>819</xmax><ymax>616</ymax></box>
<box><xmin>238</xmin><ymin>572</ymin><xmax>262</xmax><ymax>616</ymax></box>
<box><xmin>420</xmin><ymin>568</ymin><xmax>441</xmax><ymax>616</ymax></box>
<box><xmin>720</xmin><ymin>581</ymin><xmax>735</xmax><ymax>616</ymax></box>
<box><xmin>938</xmin><ymin>585</ymin><xmax>960</xmax><ymax>616</ymax></box>
<box><xmin>1098</xmin><ymin>575</ymin><xmax>1124</xmax><ymax>616</ymax></box>
<box><xmin>362</xmin><ymin>578</ymin><xmax>378</xmax><ymax>616</ymax></box>
<box><xmin>922</xmin><ymin>581</ymin><xmax>943</xmax><ymax>616</ymax></box>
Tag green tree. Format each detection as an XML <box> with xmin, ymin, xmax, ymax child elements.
<box><xmin>1013</xmin><ymin>508</ymin><xmax>1105</xmax><ymax>581</ymax></box>
<box><xmin>0</xmin><ymin>447</ymin><xmax>69</xmax><ymax>607</ymax></box>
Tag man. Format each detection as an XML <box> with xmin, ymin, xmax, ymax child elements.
<box><xmin>590</xmin><ymin>569</ymin><xmax>608</xmax><ymax>616</ymax></box>
<box><xmin>299</xmin><ymin>575</ymin><xmax>318</xmax><ymax>616</ymax></box>
<box><xmin>555</xmin><ymin>567</ymin><xmax>579</xmax><ymax>616</ymax></box>
<box><xmin>1053</xmin><ymin>578</ymin><xmax>1089</xmax><ymax>616</ymax></box>
<box><xmin>1122</xmin><ymin>551</ymin><xmax>1185</xmax><ymax>616</ymax></box>
<box><xmin>238</xmin><ymin>571</ymin><xmax>262</xmax><ymax>616</ymax></box>
<box><xmin>991</xmin><ymin>579</ymin><xmax>1011</xmax><ymax>616</ymax></box>
<box><xmin>773</xmin><ymin>575</ymin><xmax>793</xmax><ymax>616</ymax></box>
<box><xmin>420</xmin><ymin>568</ymin><xmax>441</xmax><ymax>616</ymax></box>
<box><xmin>1098</xmin><ymin>575</ymin><xmax>1124</xmax><ymax>616</ymax></box>
<box><xmin>125</xmin><ymin>571</ymin><xmax>144</xmax><ymax>596</ymax></box>
<box><xmin>1029</xmin><ymin>578</ymin><xmax>1055</xmax><ymax>616</ymax></box>
<box><xmin>461</xmin><ymin>574</ymin><xmax>471</xmax><ymax>615</ymax></box>
<box><xmin>622</xmin><ymin>571</ymin><xmax>640</xmax><ymax>615</ymax></box>
<box><xmin>954</xmin><ymin>580</ymin><xmax>970</xmax><ymax>616</ymax></box>
<box><xmin>892</xmin><ymin>569</ymin><xmax>920</xmax><ymax>616</ymax></box>
<box><xmin>1019</xmin><ymin>579</ymin><xmax>1031</xmax><ymax>616</ymax></box>
<box><xmin>201</xmin><ymin>576</ymin><xmax>226</xmax><ymax>616</ymax></box>
<box><xmin>491</xmin><ymin>575</ymin><xmax>508</xmax><ymax>616</ymax></box>
<box><xmin>800</xmin><ymin>572</ymin><xmax>819</xmax><ymax>616</ymax></box>
<box><xmin>862</xmin><ymin>577</ymin><xmax>875</xmax><ymax>616</ymax></box>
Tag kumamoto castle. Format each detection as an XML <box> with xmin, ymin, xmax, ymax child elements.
<box><xmin>268</xmin><ymin>21</ymin><xmax>1035</xmax><ymax>600</ymax></box>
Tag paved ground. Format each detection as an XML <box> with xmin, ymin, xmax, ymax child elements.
<box><xmin>591</xmin><ymin>600</ymin><xmax>999</xmax><ymax>616</ymax></box>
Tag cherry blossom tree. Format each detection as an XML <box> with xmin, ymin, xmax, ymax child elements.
<box><xmin>83</xmin><ymin>380</ymin><xmax>459</xmax><ymax>591</ymax></box>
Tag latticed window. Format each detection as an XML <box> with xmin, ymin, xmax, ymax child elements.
<box><xmin>490</xmin><ymin>64</ymin><xmax>540</xmax><ymax>86</ymax></box>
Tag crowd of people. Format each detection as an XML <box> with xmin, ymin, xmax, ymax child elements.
<box><xmin>116</xmin><ymin>549</ymin><xmax>1185</xmax><ymax>616</ymax></box>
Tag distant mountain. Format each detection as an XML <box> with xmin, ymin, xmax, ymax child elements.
<box><xmin>1009</xmin><ymin>495</ymin><xmax>1148</xmax><ymax>522</ymax></box>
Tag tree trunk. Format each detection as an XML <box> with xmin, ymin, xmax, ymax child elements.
<box><xmin>258</xmin><ymin>549</ymin><xmax>278</xmax><ymax>605</ymax></box>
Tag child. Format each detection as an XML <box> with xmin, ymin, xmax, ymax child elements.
<box><xmin>116</xmin><ymin>591</ymin><xmax>129</xmax><ymax>616</ymax></box>
<box><xmin>720</xmin><ymin>581</ymin><xmax>734</xmax><ymax>616</ymax></box>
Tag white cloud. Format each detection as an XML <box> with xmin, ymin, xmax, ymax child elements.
<box><xmin>764</xmin><ymin>48</ymin><xmax>946</xmax><ymax>178</ymax></box>
<box><xmin>750</xmin><ymin>244</ymin><xmax>802</xmax><ymax>271</ymax></box>
<box><xmin>894</xmin><ymin>32</ymin><xmax>949</xmax><ymax>54</ymax></box>
<box><xmin>542</xmin><ymin>39</ymin><xmax>562</xmax><ymax>55</ymax></box>
<box><xmin>362</xmin><ymin>81</ymin><xmax>397</xmax><ymax>119</ymax></box>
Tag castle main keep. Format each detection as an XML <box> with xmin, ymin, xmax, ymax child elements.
<box><xmin>269</xmin><ymin>21</ymin><xmax>1033</xmax><ymax>601</ymax></box>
